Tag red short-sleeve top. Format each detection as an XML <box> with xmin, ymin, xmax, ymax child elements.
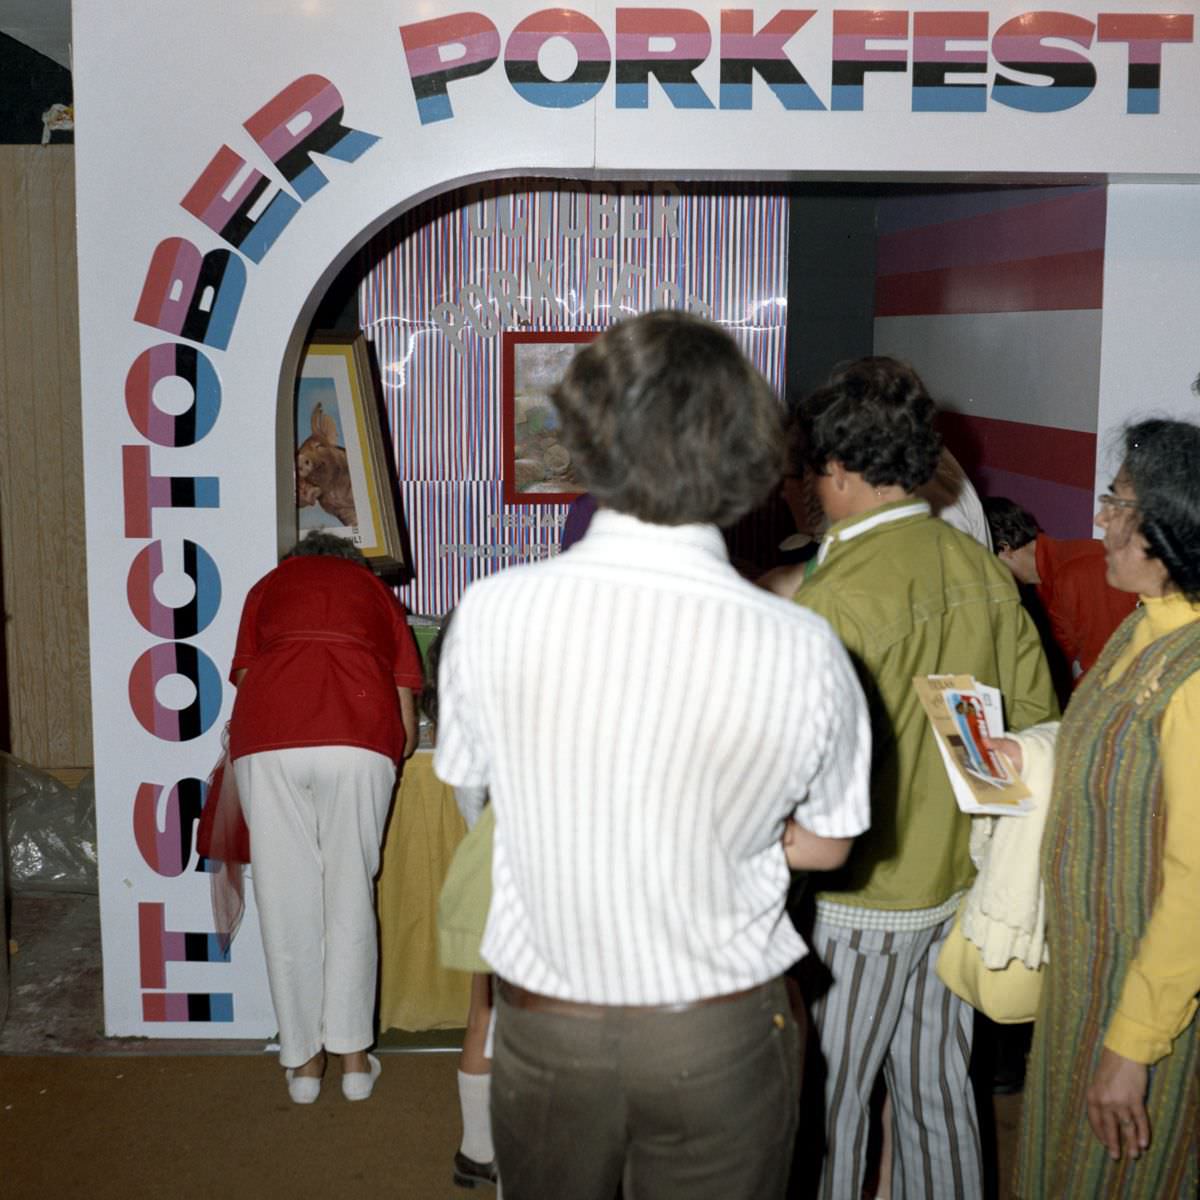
<box><xmin>228</xmin><ymin>556</ymin><xmax>423</xmax><ymax>763</ymax></box>
<box><xmin>1034</xmin><ymin>534</ymin><xmax>1139</xmax><ymax>683</ymax></box>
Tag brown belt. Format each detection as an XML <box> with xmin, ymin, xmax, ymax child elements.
<box><xmin>496</xmin><ymin>977</ymin><xmax>769</xmax><ymax>1020</ymax></box>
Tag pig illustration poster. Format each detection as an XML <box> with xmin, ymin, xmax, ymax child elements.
<box><xmin>502</xmin><ymin>331</ymin><xmax>597</xmax><ymax>505</ymax></box>
<box><xmin>297</xmin><ymin>378</ymin><xmax>358</xmax><ymax>531</ymax></box>
<box><xmin>295</xmin><ymin>336</ymin><xmax>405</xmax><ymax>571</ymax></box>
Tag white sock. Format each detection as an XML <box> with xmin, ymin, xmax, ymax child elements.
<box><xmin>458</xmin><ymin>1069</ymin><xmax>494</xmax><ymax>1163</ymax></box>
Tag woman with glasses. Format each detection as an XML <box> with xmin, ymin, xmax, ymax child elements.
<box><xmin>1000</xmin><ymin>418</ymin><xmax>1200</xmax><ymax>1198</ymax></box>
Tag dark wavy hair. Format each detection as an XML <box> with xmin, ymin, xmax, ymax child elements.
<box><xmin>792</xmin><ymin>357</ymin><xmax>942</xmax><ymax>492</ymax></box>
<box><xmin>1123</xmin><ymin>418</ymin><xmax>1200</xmax><ymax>602</ymax></box>
<box><xmin>551</xmin><ymin>311</ymin><xmax>784</xmax><ymax>527</ymax></box>
<box><xmin>983</xmin><ymin>497</ymin><xmax>1041</xmax><ymax>552</ymax></box>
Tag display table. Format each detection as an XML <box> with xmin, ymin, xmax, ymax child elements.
<box><xmin>376</xmin><ymin>750</ymin><xmax>472</xmax><ymax>1032</ymax></box>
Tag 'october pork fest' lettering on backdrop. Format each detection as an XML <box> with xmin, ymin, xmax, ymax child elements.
<box><xmin>121</xmin><ymin>75</ymin><xmax>379</xmax><ymax>1025</ymax></box>
<box><xmin>103</xmin><ymin>4</ymin><xmax>1193</xmax><ymax>1035</ymax></box>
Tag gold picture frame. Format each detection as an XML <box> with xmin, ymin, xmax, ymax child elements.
<box><xmin>295</xmin><ymin>333</ymin><xmax>405</xmax><ymax>572</ymax></box>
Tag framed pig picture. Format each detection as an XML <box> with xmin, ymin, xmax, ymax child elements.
<box><xmin>502</xmin><ymin>330</ymin><xmax>599</xmax><ymax>505</ymax></box>
<box><xmin>295</xmin><ymin>334</ymin><xmax>404</xmax><ymax>572</ymax></box>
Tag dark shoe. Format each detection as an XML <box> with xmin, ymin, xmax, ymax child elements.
<box><xmin>991</xmin><ymin>1022</ymin><xmax>1031</xmax><ymax>1094</ymax></box>
<box><xmin>453</xmin><ymin>1151</ymin><xmax>497</xmax><ymax>1189</ymax></box>
<box><xmin>992</xmin><ymin>1069</ymin><xmax>1025</xmax><ymax>1095</ymax></box>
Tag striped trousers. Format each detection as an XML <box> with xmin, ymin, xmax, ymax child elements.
<box><xmin>807</xmin><ymin>915</ymin><xmax>983</xmax><ymax>1200</ymax></box>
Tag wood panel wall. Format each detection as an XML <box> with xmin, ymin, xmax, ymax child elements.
<box><xmin>0</xmin><ymin>145</ymin><xmax>91</xmax><ymax>768</ymax></box>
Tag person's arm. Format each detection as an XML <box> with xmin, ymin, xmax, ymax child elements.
<box><xmin>1002</xmin><ymin>600</ymin><xmax>1061</xmax><ymax>731</ymax></box>
<box><xmin>397</xmin><ymin>686</ymin><xmax>418</xmax><ymax>759</ymax></box>
<box><xmin>454</xmin><ymin>785</ymin><xmax>488</xmax><ymax>829</ymax></box>
<box><xmin>386</xmin><ymin>596</ymin><xmax>424</xmax><ymax>758</ymax></box>
<box><xmin>757</xmin><ymin>562</ymin><xmax>808</xmax><ymax>599</ymax></box>
<box><xmin>1045</xmin><ymin>598</ymin><xmax>1084</xmax><ymax>678</ymax></box>
<box><xmin>782</xmin><ymin>818</ymin><xmax>854</xmax><ymax>870</ymax></box>
<box><xmin>782</xmin><ymin>598</ymin><xmax>874</xmax><ymax>857</ymax></box>
<box><xmin>228</xmin><ymin>576</ymin><xmax>267</xmax><ymax>684</ymax></box>
<box><xmin>1091</xmin><ymin>671</ymin><xmax>1200</xmax><ymax>1157</ymax></box>
<box><xmin>432</xmin><ymin>599</ymin><xmax>490</xmax><ymax>790</ymax></box>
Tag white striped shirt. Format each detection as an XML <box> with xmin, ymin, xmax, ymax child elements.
<box><xmin>434</xmin><ymin>510</ymin><xmax>872</xmax><ymax>1005</ymax></box>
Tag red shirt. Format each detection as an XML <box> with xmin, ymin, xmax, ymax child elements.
<box><xmin>228</xmin><ymin>556</ymin><xmax>423</xmax><ymax>762</ymax></box>
<box><xmin>1034</xmin><ymin>534</ymin><xmax>1139</xmax><ymax>683</ymax></box>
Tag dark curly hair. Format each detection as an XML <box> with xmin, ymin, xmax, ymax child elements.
<box><xmin>1123</xmin><ymin>418</ymin><xmax>1200</xmax><ymax>602</ymax></box>
<box><xmin>551</xmin><ymin>311</ymin><xmax>784</xmax><ymax>527</ymax></box>
<box><xmin>791</xmin><ymin>357</ymin><xmax>942</xmax><ymax>492</ymax></box>
<box><xmin>982</xmin><ymin>497</ymin><xmax>1041</xmax><ymax>553</ymax></box>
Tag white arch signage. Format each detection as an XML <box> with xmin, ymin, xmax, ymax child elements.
<box><xmin>72</xmin><ymin>0</ymin><xmax>1199</xmax><ymax>1035</ymax></box>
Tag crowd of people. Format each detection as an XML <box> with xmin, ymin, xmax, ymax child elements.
<box><xmin>215</xmin><ymin>310</ymin><xmax>1200</xmax><ymax>1199</ymax></box>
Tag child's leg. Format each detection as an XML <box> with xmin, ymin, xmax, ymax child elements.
<box><xmin>458</xmin><ymin>973</ymin><xmax>495</xmax><ymax>1168</ymax></box>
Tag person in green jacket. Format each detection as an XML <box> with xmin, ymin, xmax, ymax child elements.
<box><xmin>788</xmin><ymin>357</ymin><xmax>1058</xmax><ymax>1200</ymax></box>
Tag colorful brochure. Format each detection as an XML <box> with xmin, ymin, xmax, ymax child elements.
<box><xmin>913</xmin><ymin>674</ymin><xmax>1032</xmax><ymax>816</ymax></box>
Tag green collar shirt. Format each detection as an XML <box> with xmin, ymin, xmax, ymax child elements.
<box><xmin>794</xmin><ymin>500</ymin><xmax>1058</xmax><ymax>911</ymax></box>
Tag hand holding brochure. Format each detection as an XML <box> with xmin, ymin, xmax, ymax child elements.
<box><xmin>913</xmin><ymin>675</ymin><xmax>1032</xmax><ymax>816</ymax></box>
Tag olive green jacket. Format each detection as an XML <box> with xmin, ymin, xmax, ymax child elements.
<box><xmin>795</xmin><ymin>501</ymin><xmax>1059</xmax><ymax>910</ymax></box>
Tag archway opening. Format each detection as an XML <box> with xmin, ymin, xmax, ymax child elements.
<box><xmin>280</xmin><ymin>172</ymin><xmax>1107</xmax><ymax>621</ymax></box>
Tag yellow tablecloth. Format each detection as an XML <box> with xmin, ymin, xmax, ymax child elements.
<box><xmin>377</xmin><ymin>751</ymin><xmax>471</xmax><ymax>1032</ymax></box>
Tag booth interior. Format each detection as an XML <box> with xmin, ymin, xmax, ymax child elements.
<box><xmin>333</xmin><ymin>174</ymin><xmax>1105</xmax><ymax>1040</ymax></box>
<box><xmin>2</xmin><ymin>170</ymin><xmax>1110</xmax><ymax>1048</ymax></box>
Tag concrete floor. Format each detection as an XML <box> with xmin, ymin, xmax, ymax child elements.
<box><xmin>1</xmin><ymin>890</ymin><xmax>1021</xmax><ymax>1195</ymax></box>
<box><xmin>0</xmin><ymin>891</ymin><xmax>265</xmax><ymax>1056</ymax></box>
<box><xmin>0</xmin><ymin>890</ymin><xmax>462</xmax><ymax>1057</ymax></box>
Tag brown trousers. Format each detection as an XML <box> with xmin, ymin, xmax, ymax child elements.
<box><xmin>491</xmin><ymin>977</ymin><xmax>802</xmax><ymax>1200</ymax></box>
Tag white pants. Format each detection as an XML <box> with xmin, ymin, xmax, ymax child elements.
<box><xmin>234</xmin><ymin>745</ymin><xmax>396</xmax><ymax>1068</ymax></box>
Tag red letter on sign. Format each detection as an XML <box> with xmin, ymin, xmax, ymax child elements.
<box><xmin>243</xmin><ymin>75</ymin><xmax>380</xmax><ymax>201</ymax></box>
<box><xmin>831</xmin><ymin>10</ymin><xmax>910</xmax><ymax>111</ymax></box>
<box><xmin>122</xmin><ymin>445</ymin><xmax>219</xmax><ymax>539</ymax></box>
<box><xmin>400</xmin><ymin>13</ymin><xmax>502</xmax><ymax>124</ymax></box>
<box><xmin>181</xmin><ymin>145</ymin><xmax>301</xmax><ymax>263</ymax></box>
<box><xmin>1098</xmin><ymin>13</ymin><xmax>1194</xmax><ymax>114</ymax></box>
<box><xmin>134</xmin><ymin>238</ymin><xmax>246</xmax><ymax>349</ymax></box>
<box><xmin>133</xmin><ymin>779</ymin><xmax>206</xmax><ymax>878</ymax></box>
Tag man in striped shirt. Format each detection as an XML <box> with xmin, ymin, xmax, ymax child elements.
<box><xmin>435</xmin><ymin>311</ymin><xmax>872</xmax><ymax>1200</ymax></box>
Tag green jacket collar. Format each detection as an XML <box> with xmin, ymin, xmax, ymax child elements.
<box><xmin>816</xmin><ymin>498</ymin><xmax>931</xmax><ymax>567</ymax></box>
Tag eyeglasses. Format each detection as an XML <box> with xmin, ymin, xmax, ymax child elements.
<box><xmin>1099</xmin><ymin>493</ymin><xmax>1138</xmax><ymax>512</ymax></box>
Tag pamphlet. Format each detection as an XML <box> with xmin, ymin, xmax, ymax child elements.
<box><xmin>913</xmin><ymin>675</ymin><xmax>1032</xmax><ymax>816</ymax></box>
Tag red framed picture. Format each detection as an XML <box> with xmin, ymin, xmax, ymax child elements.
<box><xmin>502</xmin><ymin>330</ymin><xmax>600</xmax><ymax>505</ymax></box>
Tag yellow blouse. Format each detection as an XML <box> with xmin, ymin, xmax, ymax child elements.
<box><xmin>1102</xmin><ymin>592</ymin><xmax>1200</xmax><ymax>1064</ymax></box>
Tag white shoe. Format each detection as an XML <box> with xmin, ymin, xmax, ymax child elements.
<box><xmin>342</xmin><ymin>1053</ymin><xmax>382</xmax><ymax>1102</ymax></box>
<box><xmin>285</xmin><ymin>1068</ymin><xmax>322</xmax><ymax>1104</ymax></box>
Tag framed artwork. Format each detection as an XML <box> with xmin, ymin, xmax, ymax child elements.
<box><xmin>295</xmin><ymin>333</ymin><xmax>405</xmax><ymax>571</ymax></box>
<box><xmin>502</xmin><ymin>331</ymin><xmax>599</xmax><ymax>505</ymax></box>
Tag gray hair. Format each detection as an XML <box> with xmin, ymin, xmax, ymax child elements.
<box><xmin>283</xmin><ymin>531</ymin><xmax>369</xmax><ymax>566</ymax></box>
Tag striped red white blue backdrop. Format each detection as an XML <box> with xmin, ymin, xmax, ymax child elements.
<box><xmin>358</xmin><ymin>181</ymin><xmax>789</xmax><ymax>615</ymax></box>
<box><xmin>873</xmin><ymin>185</ymin><xmax>1107</xmax><ymax>538</ymax></box>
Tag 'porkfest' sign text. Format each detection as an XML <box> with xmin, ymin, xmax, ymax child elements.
<box><xmin>400</xmin><ymin>9</ymin><xmax>1193</xmax><ymax>122</ymax></box>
